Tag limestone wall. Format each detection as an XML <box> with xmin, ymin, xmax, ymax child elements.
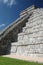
<box><xmin>11</xmin><ymin>8</ymin><xmax>43</xmax><ymax>57</ymax></box>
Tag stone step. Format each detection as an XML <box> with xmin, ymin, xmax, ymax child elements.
<box><xmin>11</xmin><ymin>42</ymin><xmax>30</xmax><ymax>46</ymax></box>
<box><xmin>18</xmin><ymin>32</ymin><xmax>43</xmax><ymax>44</ymax></box>
<box><xmin>11</xmin><ymin>42</ymin><xmax>18</xmax><ymax>46</ymax></box>
<box><xmin>11</xmin><ymin>31</ymin><xmax>43</xmax><ymax>45</ymax></box>
<box><xmin>18</xmin><ymin>37</ymin><xmax>43</xmax><ymax>44</ymax></box>
<box><xmin>25</xmin><ymin>21</ymin><xmax>37</xmax><ymax>30</ymax></box>
<box><xmin>11</xmin><ymin>41</ymin><xmax>30</xmax><ymax>46</ymax></box>
<box><xmin>11</xmin><ymin>43</ymin><xmax>43</xmax><ymax>55</ymax></box>
<box><xmin>26</xmin><ymin>19</ymin><xmax>42</xmax><ymax>27</ymax></box>
<box><xmin>26</xmin><ymin>18</ymin><xmax>43</xmax><ymax>29</ymax></box>
<box><xmin>18</xmin><ymin>30</ymin><xmax>43</xmax><ymax>37</ymax></box>
<box><xmin>18</xmin><ymin>32</ymin><xmax>25</xmax><ymax>36</ymax></box>
<box><xmin>22</xmin><ymin>24</ymin><xmax>43</xmax><ymax>33</ymax></box>
<box><xmin>28</xmin><ymin>13</ymin><xmax>43</xmax><ymax>23</ymax></box>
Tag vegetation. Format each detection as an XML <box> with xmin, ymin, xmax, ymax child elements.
<box><xmin>0</xmin><ymin>57</ymin><xmax>43</xmax><ymax>65</ymax></box>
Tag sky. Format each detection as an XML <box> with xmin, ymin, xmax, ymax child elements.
<box><xmin>0</xmin><ymin>0</ymin><xmax>43</xmax><ymax>31</ymax></box>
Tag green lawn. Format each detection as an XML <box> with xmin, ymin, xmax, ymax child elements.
<box><xmin>0</xmin><ymin>57</ymin><xmax>43</xmax><ymax>65</ymax></box>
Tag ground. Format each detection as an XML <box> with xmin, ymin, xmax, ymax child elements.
<box><xmin>0</xmin><ymin>57</ymin><xmax>43</xmax><ymax>65</ymax></box>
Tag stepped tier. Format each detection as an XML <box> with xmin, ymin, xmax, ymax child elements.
<box><xmin>11</xmin><ymin>42</ymin><xmax>43</xmax><ymax>57</ymax></box>
<box><xmin>11</xmin><ymin>8</ymin><xmax>43</xmax><ymax>57</ymax></box>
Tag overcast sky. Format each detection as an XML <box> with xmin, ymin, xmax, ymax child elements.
<box><xmin>0</xmin><ymin>0</ymin><xmax>43</xmax><ymax>31</ymax></box>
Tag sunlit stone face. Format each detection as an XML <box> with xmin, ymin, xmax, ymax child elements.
<box><xmin>10</xmin><ymin>8</ymin><xmax>43</xmax><ymax>57</ymax></box>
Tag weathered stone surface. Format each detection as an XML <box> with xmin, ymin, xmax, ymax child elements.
<box><xmin>0</xmin><ymin>5</ymin><xmax>43</xmax><ymax>57</ymax></box>
<box><xmin>11</xmin><ymin>43</ymin><xmax>43</xmax><ymax>56</ymax></box>
<box><xmin>11</xmin><ymin>8</ymin><xmax>43</xmax><ymax>57</ymax></box>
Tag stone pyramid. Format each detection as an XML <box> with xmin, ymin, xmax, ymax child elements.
<box><xmin>11</xmin><ymin>7</ymin><xmax>43</xmax><ymax>57</ymax></box>
<box><xmin>0</xmin><ymin>5</ymin><xmax>43</xmax><ymax>57</ymax></box>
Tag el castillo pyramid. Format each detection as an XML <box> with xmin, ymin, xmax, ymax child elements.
<box><xmin>0</xmin><ymin>5</ymin><xmax>43</xmax><ymax>57</ymax></box>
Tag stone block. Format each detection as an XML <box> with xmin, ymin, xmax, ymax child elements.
<box><xmin>18</xmin><ymin>35</ymin><xmax>23</xmax><ymax>41</ymax></box>
<box><xmin>11</xmin><ymin>46</ymin><xmax>17</xmax><ymax>53</ymax></box>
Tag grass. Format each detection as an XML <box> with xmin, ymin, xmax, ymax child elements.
<box><xmin>0</xmin><ymin>57</ymin><xmax>43</xmax><ymax>65</ymax></box>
